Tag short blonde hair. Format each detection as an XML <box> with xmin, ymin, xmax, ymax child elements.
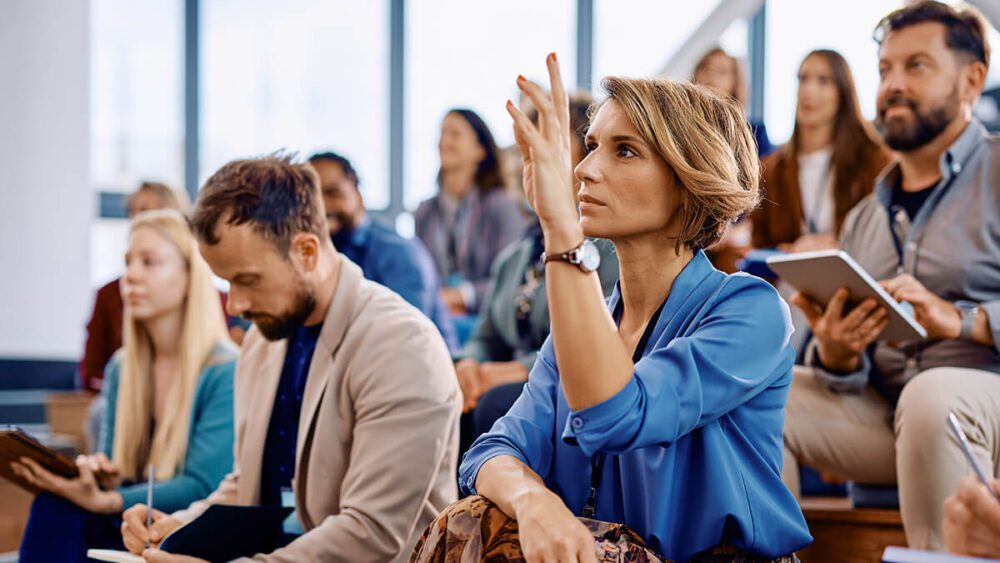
<box><xmin>596</xmin><ymin>76</ymin><xmax>761</xmax><ymax>250</ymax></box>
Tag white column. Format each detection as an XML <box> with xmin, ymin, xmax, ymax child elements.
<box><xmin>0</xmin><ymin>0</ymin><xmax>91</xmax><ymax>359</ymax></box>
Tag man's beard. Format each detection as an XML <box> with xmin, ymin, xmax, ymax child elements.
<box><xmin>327</xmin><ymin>212</ymin><xmax>353</xmax><ymax>241</ymax></box>
<box><xmin>242</xmin><ymin>280</ymin><xmax>317</xmax><ymax>341</ymax></box>
<box><xmin>877</xmin><ymin>87</ymin><xmax>959</xmax><ymax>151</ymax></box>
<box><xmin>329</xmin><ymin>213</ymin><xmax>355</xmax><ymax>250</ymax></box>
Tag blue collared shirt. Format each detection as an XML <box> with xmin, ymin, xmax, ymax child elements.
<box><xmin>460</xmin><ymin>251</ymin><xmax>812</xmax><ymax>561</ymax></box>
<box><xmin>260</xmin><ymin>323</ymin><xmax>322</xmax><ymax>507</ymax></box>
<box><xmin>334</xmin><ymin>216</ymin><xmax>458</xmax><ymax>351</ymax></box>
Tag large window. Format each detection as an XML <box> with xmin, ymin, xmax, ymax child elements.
<box><xmin>91</xmin><ymin>0</ymin><xmax>184</xmax><ymax>286</ymax></box>
<box><xmin>764</xmin><ymin>0</ymin><xmax>904</xmax><ymax>145</ymax></box>
<box><xmin>404</xmin><ymin>0</ymin><xmax>577</xmax><ymax>210</ymax></box>
<box><xmin>201</xmin><ymin>0</ymin><xmax>391</xmax><ymax>208</ymax></box>
<box><xmin>593</xmin><ymin>0</ymin><xmax>746</xmax><ymax>82</ymax></box>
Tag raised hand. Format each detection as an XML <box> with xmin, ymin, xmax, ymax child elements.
<box><xmin>506</xmin><ymin>54</ymin><xmax>582</xmax><ymax>252</ymax></box>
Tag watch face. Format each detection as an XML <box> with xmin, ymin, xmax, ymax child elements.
<box><xmin>580</xmin><ymin>240</ymin><xmax>601</xmax><ymax>272</ymax></box>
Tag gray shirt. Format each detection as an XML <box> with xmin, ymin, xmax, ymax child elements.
<box><xmin>807</xmin><ymin>120</ymin><xmax>1000</xmax><ymax>403</ymax></box>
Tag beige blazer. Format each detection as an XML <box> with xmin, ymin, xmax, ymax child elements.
<box><xmin>173</xmin><ymin>259</ymin><xmax>461</xmax><ymax>562</ymax></box>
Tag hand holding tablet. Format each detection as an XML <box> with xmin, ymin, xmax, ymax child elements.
<box><xmin>766</xmin><ymin>250</ymin><xmax>928</xmax><ymax>342</ymax></box>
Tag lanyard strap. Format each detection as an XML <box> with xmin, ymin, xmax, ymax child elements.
<box><xmin>582</xmin><ymin>295</ymin><xmax>668</xmax><ymax>518</ymax></box>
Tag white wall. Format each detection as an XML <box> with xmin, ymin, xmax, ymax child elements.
<box><xmin>0</xmin><ymin>0</ymin><xmax>91</xmax><ymax>359</ymax></box>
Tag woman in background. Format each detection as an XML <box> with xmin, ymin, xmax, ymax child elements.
<box><xmin>691</xmin><ymin>47</ymin><xmax>771</xmax><ymax>272</ymax></box>
<box><xmin>692</xmin><ymin>46</ymin><xmax>773</xmax><ymax>157</ymax></box>
<box><xmin>416</xmin><ymin>109</ymin><xmax>527</xmax><ymax>320</ymax></box>
<box><xmin>750</xmin><ymin>49</ymin><xmax>891</xmax><ymax>252</ymax></box>
<box><xmin>16</xmin><ymin>209</ymin><xmax>236</xmax><ymax>562</ymax></box>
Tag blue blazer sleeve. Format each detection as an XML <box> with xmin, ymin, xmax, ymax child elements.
<box><xmin>117</xmin><ymin>359</ymin><xmax>236</xmax><ymax>512</ymax></box>
<box><xmin>373</xmin><ymin>241</ymin><xmax>431</xmax><ymax>313</ymax></box>
<box><xmin>458</xmin><ymin>342</ymin><xmax>561</xmax><ymax>496</ymax></box>
<box><xmin>562</xmin><ymin>276</ymin><xmax>795</xmax><ymax>458</ymax></box>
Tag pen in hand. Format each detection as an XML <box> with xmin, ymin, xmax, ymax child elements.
<box><xmin>947</xmin><ymin>412</ymin><xmax>1000</xmax><ymax>502</ymax></box>
<box><xmin>146</xmin><ymin>464</ymin><xmax>154</xmax><ymax>549</ymax></box>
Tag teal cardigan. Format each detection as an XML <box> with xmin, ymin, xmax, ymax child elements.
<box><xmin>99</xmin><ymin>343</ymin><xmax>237</xmax><ymax>513</ymax></box>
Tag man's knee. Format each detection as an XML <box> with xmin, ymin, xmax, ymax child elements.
<box><xmin>895</xmin><ymin>368</ymin><xmax>961</xmax><ymax>438</ymax></box>
<box><xmin>784</xmin><ymin>366</ymin><xmax>826</xmax><ymax>445</ymax></box>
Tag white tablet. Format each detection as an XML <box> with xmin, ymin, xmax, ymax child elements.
<box><xmin>766</xmin><ymin>249</ymin><xmax>927</xmax><ymax>342</ymax></box>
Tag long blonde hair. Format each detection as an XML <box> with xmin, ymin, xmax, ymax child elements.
<box><xmin>113</xmin><ymin>209</ymin><xmax>230</xmax><ymax>481</ymax></box>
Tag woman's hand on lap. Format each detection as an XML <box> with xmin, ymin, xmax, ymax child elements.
<box><xmin>513</xmin><ymin>488</ymin><xmax>598</xmax><ymax>563</ymax></box>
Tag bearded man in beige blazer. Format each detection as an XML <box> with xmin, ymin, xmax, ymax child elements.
<box><xmin>119</xmin><ymin>155</ymin><xmax>461</xmax><ymax>562</ymax></box>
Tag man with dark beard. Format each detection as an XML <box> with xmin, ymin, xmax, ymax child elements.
<box><xmin>118</xmin><ymin>155</ymin><xmax>461</xmax><ymax>562</ymax></box>
<box><xmin>308</xmin><ymin>152</ymin><xmax>457</xmax><ymax>352</ymax></box>
<box><xmin>781</xmin><ymin>1</ymin><xmax>1000</xmax><ymax>551</ymax></box>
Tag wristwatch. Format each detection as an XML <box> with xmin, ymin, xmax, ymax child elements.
<box><xmin>955</xmin><ymin>300</ymin><xmax>980</xmax><ymax>341</ymax></box>
<box><xmin>541</xmin><ymin>239</ymin><xmax>601</xmax><ymax>273</ymax></box>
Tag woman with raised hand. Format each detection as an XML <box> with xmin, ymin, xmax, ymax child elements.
<box><xmin>415</xmin><ymin>55</ymin><xmax>811</xmax><ymax>562</ymax></box>
<box><xmin>454</xmin><ymin>93</ymin><xmax>620</xmax><ymax>455</ymax></box>
<box><xmin>15</xmin><ymin>209</ymin><xmax>236</xmax><ymax>562</ymax></box>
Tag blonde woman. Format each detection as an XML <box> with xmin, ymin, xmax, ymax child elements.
<box><xmin>415</xmin><ymin>57</ymin><xmax>811</xmax><ymax>561</ymax></box>
<box><xmin>15</xmin><ymin>209</ymin><xmax>236</xmax><ymax>561</ymax></box>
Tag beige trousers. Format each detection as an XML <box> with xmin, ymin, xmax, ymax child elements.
<box><xmin>782</xmin><ymin>366</ymin><xmax>1000</xmax><ymax>550</ymax></box>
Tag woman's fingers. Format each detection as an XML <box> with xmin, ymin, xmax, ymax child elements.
<box><xmin>15</xmin><ymin>458</ymin><xmax>52</xmax><ymax>490</ymax></box>
<box><xmin>516</xmin><ymin>75</ymin><xmax>559</xmax><ymax>139</ymax></box>
<box><xmin>506</xmin><ymin>99</ymin><xmax>543</xmax><ymax>152</ymax></box>
<box><xmin>507</xmin><ymin>100</ymin><xmax>535</xmax><ymax>159</ymax></box>
<box><xmin>545</xmin><ymin>52</ymin><xmax>570</xmax><ymax>130</ymax></box>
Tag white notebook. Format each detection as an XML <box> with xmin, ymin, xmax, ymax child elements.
<box><xmin>882</xmin><ymin>546</ymin><xmax>1000</xmax><ymax>562</ymax></box>
<box><xmin>86</xmin><ymin>549</ymin><xmax>146</xmax><ymax>563</ymax></box>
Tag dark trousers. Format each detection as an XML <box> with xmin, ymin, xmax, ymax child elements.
<box><xmin>458</xmin><ymin>382</ymin><xmax>526</xmax><ymax>463</ymax></box>
<box><xmin>20</xmin><ymin>492</ymin><xmax>126</xmax><ymax>563</ymax></box>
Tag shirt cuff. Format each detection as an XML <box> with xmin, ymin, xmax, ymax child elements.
<box><xmin>118</xmin><ymin>484</ymin><xmax>149</xmax><ymax>510</ymax></box>
<box><xmin>458</xmin><ymin>446</ymin><xmax>528</xmax><ymax>497</ymax></box>
<box><xmin>561</xmin><ymin>377</ymin><xmax>642</xmax><ymax>458</ymax></box>
<box><xmin>515</xmin><ymin>351</ymin><xmax>538</xmax><ymax>373</ymax></box>
<box><xmin>979</xmin><ymin>300</ymin><xmax>1000</xmax><ymax>353</ymax></box>
<box><xmin>803</xmin><ymin>340</ymin><xmax>871</xmax><ymax>393</ymax></box>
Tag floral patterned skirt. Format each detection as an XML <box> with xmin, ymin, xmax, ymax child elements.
<box><xmin>411</xmin><ymin>496</ymin><xmax>800</xmax><ymax>563</ymax></box>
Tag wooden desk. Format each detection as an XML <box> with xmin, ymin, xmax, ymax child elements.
<box><xmin>798</xmin><ymin>497</ymin><xmax>907</xmax><ymax>562</ymax></box>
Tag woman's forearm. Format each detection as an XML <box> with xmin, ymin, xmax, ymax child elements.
<box><xmin>475</xmin><ymin>454</ymin><xmax>557</xmax><ymax>519</ymax></box>
<box><xmin>543</xmin><ymin>224</ymin><xmax>634</xmax><ymax>411</ymax></box>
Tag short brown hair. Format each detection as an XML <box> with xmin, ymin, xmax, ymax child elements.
<box><xmin>191</xmin><ymin>154</ymin><xmax>328</xmax><ymax>255</ymax></box>
<box><xmin>597</xmin><ymin>77</ymin><xmax>761</xmax><ymax>251</ymax></box>
<box><xmin>874</xmin><ymin>1</ymin><xmax>990</xmax><ymax>68</ymax></box>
